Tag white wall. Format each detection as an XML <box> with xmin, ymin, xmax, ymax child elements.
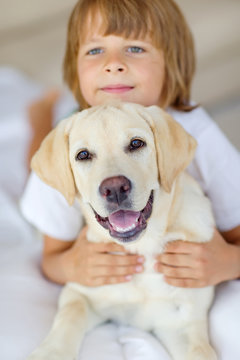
<box><xmin>0</xmin><ymin>0</ymin><xmax>239</xmax><ymax>148</ymax></box>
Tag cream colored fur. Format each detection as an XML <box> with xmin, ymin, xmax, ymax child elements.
<box><xmin>28</xmin><ymin>103</ymin><xmax>217</xmax><ymax>360</ymax></box>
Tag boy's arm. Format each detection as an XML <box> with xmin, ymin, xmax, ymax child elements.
<box><xmin>42</xmin><ymin>226</ymin><xmax>144</xmax><ymax>286</ymax></box>
<box><xmin>222</xmin><ymin>225</ymin><xmax>240</xmax><ymax>279</ymax></box>
<box><xmin>42</xmin><ymin>234</ymin><xmax>75</xmax><ymax>285</ymax></box>
<box><xmin>222</xmin><ymin>225</ymin><xmax>240</xmax><ymax>246</ymax></box>
<box><xmin>155</xmin><ymin>226</ymin><xmax>240</xmax><ymax>288</ymax></box>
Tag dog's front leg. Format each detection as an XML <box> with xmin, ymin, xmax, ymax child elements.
<box><xmin>27</xmin><ymin>284</ymin><xmax>101</xmax><ymax>360</ymax></box>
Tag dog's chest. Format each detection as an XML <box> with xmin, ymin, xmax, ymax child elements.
<box><xmin>69</xmin><ymin>267</ymin><xmax>207</xmax><ymax>331</ymax></box>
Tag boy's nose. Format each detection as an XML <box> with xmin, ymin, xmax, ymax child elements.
<box><xmin>105</xmin><ymin>65</ymin><xmax>125</xmax><ymax>73</ymax></box>
<box><xmin>104</xmin><ymin>54</ymin><xmax>127</xmax><ymax>73</ymax></box>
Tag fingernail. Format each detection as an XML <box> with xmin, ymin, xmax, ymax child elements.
<box><xmin>137</xmin><ymin>256</ymin><xmax>144</xmax><ymax>263</ymax></box>
<box><xmin>135</xmin><ymin>265</ymin><xmax>143</xmax><ymax>273</ymax></box>
<box><xmin>125</xmin><ymin>275</ymin><xmax>132</xmax><ymax>281</ymax></box>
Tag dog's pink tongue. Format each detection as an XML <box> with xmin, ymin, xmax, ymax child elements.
<box><xmin>109</xmin><ymin>210</ymin><xmax>140</xmax><ymax>231</ymax></box>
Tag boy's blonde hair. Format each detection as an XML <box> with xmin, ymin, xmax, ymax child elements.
<box><xmin>63</xmin><ymin>0</ymin><xmax>196</xmax><ymax>111</ymax></box>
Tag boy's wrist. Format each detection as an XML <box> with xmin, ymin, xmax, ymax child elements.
<box><xmin>42</xmin><ymin>248</ymin><xmax>72</xmax><ymax>285</ymax></box>
<box><xmin>232</xmin><ymin>243</ymin><xmax>240</xmax><ymax>280</ymax></box>
<box><xmin>221</xmin><ymin>226</ymin><xmax>240</xmax><ymax>280</ymax></box>
<box><xmin>237</xmin><ymin>246</ymin><xmax>240</xmax><ymax>279</ymax></box>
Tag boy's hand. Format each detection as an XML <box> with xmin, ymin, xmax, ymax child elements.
<box><xmin>155</xmin><ymin>229</ymin><xmax>240</xmax><ymax>288</ymax></box>
<box><xmin>67</xmin><ymin>227</ymin><xmax>144</xmax><ymax>286</ymax></box>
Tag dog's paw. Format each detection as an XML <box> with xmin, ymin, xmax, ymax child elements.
<box><xmin>187</xmin><ymin>344</ymin><xmax>217</xmax><ymax>360</ymax></box>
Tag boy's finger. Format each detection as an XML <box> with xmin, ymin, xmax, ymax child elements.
<box><xmin>164</xmin><ymin>276</ymin><xmax>207</xmax><ymax>288</ymax></box>
<box><xmin>91</xmin><ymin>241</ymin><xmax>130</xmax><ymax>254</ymax></box>
<box><xmin>158</xmin><ymin>264</ymin><xmax>196</xmax><ymax>279</ymax></box>
<box><xmin>92</xmin><ymin>253</ymin><xmax>144</xmax><ymax>267</ymax></box>
<box><xmin>164</xmin><ymin>240</ymin><xmax>198</xmax><ymax>254</ymax></box>
<box><xmin>90</xmin><ymin>264</ymin><xmax>143</xmax><ymax>278</ymax></box>
<box><xmin>76</xmin><ymin>226</ymin><xmax>88</xmax><ymax>242</ymax></box>
<box><xmin>91</xmin><ymin>275</ymin><xmax>133</xmax><ymax>287</ymax></box>
<box><xmin>157</xmin><ymin>253</ymin><xmax>195</xmax><ymax>267</ymax></box>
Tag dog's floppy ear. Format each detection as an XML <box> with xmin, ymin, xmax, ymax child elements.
<box><xmin>143</xmin><ymin>106</ymin><xmax>197</xmax><ymax>193</ymax></box>
<box><xmin>31</xmin><ymin>114</ymin><xmax>77</xmax><ymax>205</ymax></box>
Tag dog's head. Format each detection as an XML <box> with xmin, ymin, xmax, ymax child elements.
<box><xmin>31</xmin><ymin>103</ymin><xmax>196</xmax><ymax>243</ymax></box>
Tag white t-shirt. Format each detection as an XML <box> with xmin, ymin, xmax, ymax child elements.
<box><xmin>20</xmin><ymin>106</ymin><xmax>240</xmax><ymax>240</ymax></box>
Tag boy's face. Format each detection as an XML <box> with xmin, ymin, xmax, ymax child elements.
<box><xmin>77</xmin><ymin>22</ymin><xmax>165</xmax><ymax>107</ymax></box>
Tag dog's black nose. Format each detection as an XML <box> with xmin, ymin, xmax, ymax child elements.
<box><xmin>99</xmin><ymin>176</ymin><xmax>132</xmax><ymax>204</ymax></box>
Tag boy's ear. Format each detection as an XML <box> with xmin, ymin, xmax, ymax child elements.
<box><xmin>31</xmin><ymin>115</ymin><xmax>77</xmax><ymax>205</ymax></box>
<box><xmin>143</xmin><ymin>106</ymin><xmax>197</xmax><ymax>193</ymax></box>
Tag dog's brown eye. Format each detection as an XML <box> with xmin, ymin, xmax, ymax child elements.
<box><xmin>129</xmin><ymin>138</ymin><xmax>145</xmax><ymax>151</ymax></box>
<box><xmin>75</xmin><ymin>150</ymin><xmax>91</xmax><ymax>161</ymax></box>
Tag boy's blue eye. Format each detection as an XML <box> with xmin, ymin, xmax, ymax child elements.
<box><xmin>87</xmin><ymin>48</ymin><xmax>103</xmax><ymax>55</ymax></box>
<box><xmin>127</xmin><ymin>46</ymin><xmax>144</xmax><ymax>53</ymax></box>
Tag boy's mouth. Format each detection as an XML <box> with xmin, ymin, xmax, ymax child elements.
<box><xmin>101</xmin><ymin>84</ymin><xmax>134</xmax><ymax>94</ymax></box>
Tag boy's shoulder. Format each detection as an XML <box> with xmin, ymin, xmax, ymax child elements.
<box><xmin>167</xmin><ymin>106</ymin><xmax>214</xmax><ymax>140</ymax></box>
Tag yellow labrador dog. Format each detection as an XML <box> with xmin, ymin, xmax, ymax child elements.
<box><xmin>28</xmin><ymin>103</ymin><xmax>217</xmax><ymax>360</ymax></box>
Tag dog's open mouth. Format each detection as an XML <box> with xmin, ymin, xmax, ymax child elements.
<box><xmin>94</xmin><ymin>191</ymin><xmax>154</xmax><ymax>243</ymax></box>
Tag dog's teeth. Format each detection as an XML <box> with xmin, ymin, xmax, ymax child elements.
<box><xmin>115</xmin><ymin>223</ymin><xmax>137</xmax><ymax>233</ymax></box>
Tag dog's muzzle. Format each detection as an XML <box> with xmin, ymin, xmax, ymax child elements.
<box><xmin>94</xmin><ymin>190</ymin><xmax>154</xmax><ymax>243</ymax></box>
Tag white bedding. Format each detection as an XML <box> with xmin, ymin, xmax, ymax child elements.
<box><xmin>0</xmin><ymin>67</ymin><xmax>239</xmax><ymax>360</ymax></box>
